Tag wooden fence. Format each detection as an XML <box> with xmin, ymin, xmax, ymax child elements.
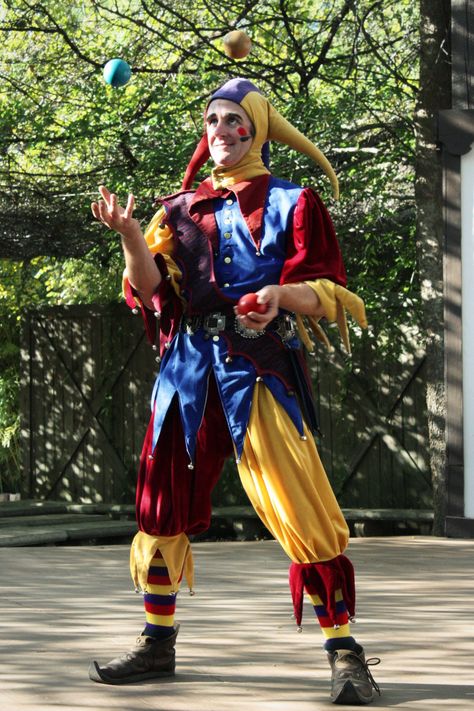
<box><xmin>312</xmin><ymin>331</ymin><xmax>431</xmax><ymax>510</ymax></box>
<box><xmin>20</xmin><ymin>305</ymin><xmax>431</xmax><ymax>510</ymax></box>
<box><xmin>20</xmin><ymin>305</ymin><xmax>156</xmax><ymax>502</ymax></box>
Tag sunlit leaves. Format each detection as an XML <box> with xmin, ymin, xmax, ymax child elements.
<box><xmin>0</xmin><ymin>0</ymin><xmax>421</xmax><ymax>486</ymax></box>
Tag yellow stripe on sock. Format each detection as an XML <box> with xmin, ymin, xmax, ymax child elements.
<box><xmin>308</xmin><ymin>589</ymin><xmax>344</xmax><ymax>606</ymax></box>
<box><xmin>145</xmin><ymin>612</ymin><xmax>175</xmax><ymax>627</ymax></box>
<box><xmin>321</xmin><ymin>623</ymin><xmax>351</xmax><ymax>639</ymax></box>
<box><xmin>145</xmin><ymin>583</ymin><xmax>174</xmax><ymax>595</ymax></box>
<box><xmin>150</xmin><ymin>556</ymin><xmax>166</xmax><ymax>566</ymax></box>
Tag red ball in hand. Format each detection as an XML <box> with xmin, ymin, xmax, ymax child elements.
<box><xmin>237</xmin><ymin>293</ymin><xmax>268</xmax><ymax>315</ymax></box>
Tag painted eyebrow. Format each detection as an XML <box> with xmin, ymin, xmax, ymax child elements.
<box><xmin>206</xmin><ymin>112</ymin><xmax>244</xmax><ymax>123</ymax></box>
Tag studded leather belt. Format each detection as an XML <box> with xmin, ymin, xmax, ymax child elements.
<box><xmin>181</xmin><ymin>311</ymin><xmax>298</xmax><ymax>342</ymax></box>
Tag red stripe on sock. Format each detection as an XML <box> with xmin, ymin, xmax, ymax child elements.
<box><xmin>144</xmin><ymin>602</ymin><xmax>176</xmax><ymax>616</ymax></box>
<box><xmin>147</xmin><ymin>574</ymin><xmax>172</xmax><ymax>585</ymax></box>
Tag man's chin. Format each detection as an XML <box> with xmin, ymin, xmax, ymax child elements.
<box><xmin>211</xmin><ymin>150</ymin><xmax>237</xmax><ymax>167</ymax></box>
<box><xmin>215</xmin><ymin>158</ymin><xmax>238</xmax><ymax>168</ymax></box>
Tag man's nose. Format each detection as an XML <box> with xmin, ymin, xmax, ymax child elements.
<box><xmin>214</xmin><ymin>118</ymin><xmax>228</xmax><ymax>135</ymax></box>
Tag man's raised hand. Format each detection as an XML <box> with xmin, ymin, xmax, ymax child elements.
<box><xmin>91</xmin><ymin>185</ymin><xmax>141</xmax><ymax>239</ymax></box>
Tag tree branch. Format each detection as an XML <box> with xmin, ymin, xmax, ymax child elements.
<box><xmin>19</xmin><ymin>1</ymin><xmax>102</xmax><ymax>68</ymax></box>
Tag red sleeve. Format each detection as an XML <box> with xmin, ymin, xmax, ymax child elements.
<box><xmin>124</xmin><ymin>253</ymin><xmax>183</xmax><ymax>352</ymax></box>
<box><xmin>279</xmin><ymin>188</ymin><xmax>347</xmax><ymax>287</ymax></box>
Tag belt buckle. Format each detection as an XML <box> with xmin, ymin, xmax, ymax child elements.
<box><xmin>277</xmin><ymin>314</ymin><xmax>297</xmax><ymax>342</ymax></box>
<box><xmin>203</xmin><ymin>313</ymin><xmax>226</xmax><ymax>335</ymax></box>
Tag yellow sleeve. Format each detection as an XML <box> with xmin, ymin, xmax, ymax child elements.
<box><xmin>122</xmin><ymin>206</ymin><xmax>184</xmax><ymax>307</ymax></box>
<box><xmin>296</xmin><ymin>278</ymin><xmax>368</xmax><ymax>354</ymax></box>
<box><xmin>143</xmin><ymin>206</ymin><xmax>174</xmax><ymax>256</ymax></box>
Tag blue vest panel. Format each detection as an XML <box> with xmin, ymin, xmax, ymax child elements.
<box><xmin>213</xmin><ymin>177</ymin><xmax>303</xmax><ymax>299</ymax></box>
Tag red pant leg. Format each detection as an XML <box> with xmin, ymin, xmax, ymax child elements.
<box><xmin>136</xmin><ymin>375</ymin><xmax>233</xmax><ymax>536</ymax></box>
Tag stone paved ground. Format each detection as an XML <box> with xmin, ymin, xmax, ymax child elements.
<box><xmin>0</xmin><ymin>537</ymin><xmax>473</xmax><ymax>711</ymax></box>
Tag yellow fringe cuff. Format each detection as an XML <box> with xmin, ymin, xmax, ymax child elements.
<box><xmin>129</xmin><ymin>531</ymin><xmax>194</xmax><ymax>594</ymax></box>
<box><xmin>298</xmin><ymin>279</ymin><xmax>368</xmax><ymax>354</ymax></box>
<box><xmin>296</xmin><ymin>314</ymin><xmax>333</xmax><ymax>352</ymax></box>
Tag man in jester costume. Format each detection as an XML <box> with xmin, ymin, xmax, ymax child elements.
<box><xmin>90</xmin><ymin>77</ymin><xmax>380</xmax><ymax>704</ymax></box>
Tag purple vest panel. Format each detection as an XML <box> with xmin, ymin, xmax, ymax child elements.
<box><xmin>161</xmin><ymin>192</ymin><xmax>230</xmax><ymax>315</ymax></box>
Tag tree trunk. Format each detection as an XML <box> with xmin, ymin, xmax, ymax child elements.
<box><xmin>414</xmin><ymin>0</ymin><xmax>451</xmax><ymax>535</ymax></box>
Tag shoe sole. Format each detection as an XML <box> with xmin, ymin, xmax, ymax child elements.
<box><xmin>331</xmin><ymin>680</ymin><xmax>373</xmax><ymax>705</ymax></box>
<box><xmin>88</xmin><ymin>661</ymin><xmax>175</xmax><ymax>685</ymax></box>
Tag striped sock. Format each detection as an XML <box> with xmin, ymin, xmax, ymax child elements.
<box><xmin>142</xmin><ymin>551</ymin><xmax>180</xmax><ymax>640</ymax></box>
<box><xmin>307</xmin><ymin>588</ymin><xmax>357</xmax><ymax>652</ymax></box>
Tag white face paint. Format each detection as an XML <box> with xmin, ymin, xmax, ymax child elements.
<box><xmin>206</xmin><ymin>99</ymin><xmax>254</xmax><ymax>168</ymax></box>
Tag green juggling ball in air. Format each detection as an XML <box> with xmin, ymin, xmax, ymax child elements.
<box><xmin>103</xmin><ymin>59</ymin><xmax>132</xmax><ymax>88</ymax></box>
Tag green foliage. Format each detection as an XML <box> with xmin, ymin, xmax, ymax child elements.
<box><xmin>0</xmin><ymin>337</ymin><xmax>20</xmax><ymax>494</ymax></box>
<box><xmin>0</xmin><ymin>0</ymin><xmax>420</xmax><ymax>492</ymax></box>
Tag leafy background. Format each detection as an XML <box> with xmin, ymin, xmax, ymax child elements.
<box><xmin>0</xmin><ymin>0</ymin><xmax>420</xmax><ymax>493</ymax></box>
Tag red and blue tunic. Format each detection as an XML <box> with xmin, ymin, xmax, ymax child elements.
<box><xmin>126</xmin><ymin>173</ymin><xmax>346</xmax><ymax>537</ymax></box>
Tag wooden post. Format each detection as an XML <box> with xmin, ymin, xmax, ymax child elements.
<box><xmin>438</xmin><ymin>0</ymin><xmax>474</xmax><ymax>536</ymax></box>
<box><xmin>439</xmin><ymin>111</ymin><xmax>474</xmax><ymax>536</ymax></box>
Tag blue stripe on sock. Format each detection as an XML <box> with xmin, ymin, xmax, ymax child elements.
<box><xmin>144</xmin><ymin>593</ymin><xmax>176</xmax><ymax>605</ymax></box>
<box><xmin>314</xmin><ymin>599</ymin><xmax>347</xmax><ymax>617</ymax></box>
<box><xmin>148</xmin><ymin>566</ymin><xmax>169</xmax><ymax>577</ymax></box>
<box><xmin>143</xmin><ymin>623</ymin><xmax>175</xmax><ymax>640</ymax></box>
<box><xmin>324</xmin><ymin>636</ymin><xmax>357</xmax><ymax>652</ymax></box>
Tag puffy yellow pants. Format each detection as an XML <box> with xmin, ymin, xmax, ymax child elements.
<box><xmin>237</xmin><ymin>382</ymin><xmax>349</xmax><ymax>564</ymax></box>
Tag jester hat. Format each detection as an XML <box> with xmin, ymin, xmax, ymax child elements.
<box><xmin>181</xmin><ymin>77</ymin><xmax>339</xmax><ymax>198</ymax></box>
